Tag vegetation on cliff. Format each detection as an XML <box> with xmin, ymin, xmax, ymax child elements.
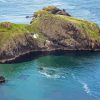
<box><xmin>0</xmin><ymin>22</ymin><xmax>30</xmax><ymax>45</ymax></box>
<box><xmin>0</xmin><ymin>6</ymin><xmax>100</xmax><ymax>63</ymax></box>
<box><xmin>31</xmin><ymin>8</ymin><xmax>100</xmax><ymax>41</ymax></box>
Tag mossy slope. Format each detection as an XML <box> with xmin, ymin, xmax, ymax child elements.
<box><xmin>31</xmin><ymin>9</ymin><xmax>100</xmax><ymax>50</ymax></box>
<box><xmin>0</xmin><ymin>22</ymin><xmax>30</xmax><ymax>45</ymax></box>
<box><xmin>0</xmin><ymin>6</ymin><xmax>100</xmax><ymax>63</ymax></box>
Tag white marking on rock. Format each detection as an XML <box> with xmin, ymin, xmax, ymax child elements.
<box><xmin>46</xmin><ymin>40</ymin><xmax>50</xmax><ymax>44</ymax></box>
<box><xmin>33</xmin><ymin>34</ymin><xmax>38</xmax><ymax>39</ymax></box>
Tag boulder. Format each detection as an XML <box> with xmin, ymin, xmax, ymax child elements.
<box><xmin>0</xmin><ymin>76</ymin><xmax>5</xmax><ymax>83</ymax></box>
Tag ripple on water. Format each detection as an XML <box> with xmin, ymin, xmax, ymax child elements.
<box><xmin>38</xmin><ymin>67</ymin><xmax>66</xmax><ymax>79</ymax></box>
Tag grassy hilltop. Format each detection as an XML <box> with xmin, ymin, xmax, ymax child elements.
<box><xmin>0</xmin><ymin>6</ymin><xmax>100</xmax><ymax>63</ymax></box>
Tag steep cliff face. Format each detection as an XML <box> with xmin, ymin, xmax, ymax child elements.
<box><xmin>0</xmin><ymin>22</ymin><xmax>39</xmax><ymax>62</ymax></box>
<box><xmin>0</xmin><ymin>6</ymin><xmax>100</xmax><ymax>63</ymax></box>
<box><xmin>31</xmin><ymin>8</ymin><xmax>100</xmax><ymax>51</ymax></box>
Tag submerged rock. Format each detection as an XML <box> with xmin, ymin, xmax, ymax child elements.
<box><xmin>0</xmin><ymin>76</ymin><xmax>5</xmax><ymax>83</ymax></box>
<box><xmin>0</xmin><ymin>6</ymin><xmax>100</xmax><ymax>63</ymax></box>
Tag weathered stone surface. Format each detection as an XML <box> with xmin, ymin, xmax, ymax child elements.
<box><xmin>0</xmin><ymin>6</ymin><xmax>100</xmax><ymax>63</ymax></box>
<box><xmin>42</xmin><ymin>6</ymin><xmax>71</xmax><ymax>16</ymax></box>
<box><xmin>0</xmin><ymin>76</ymin><xmax>5</xmax><ymax>83</ymax></box>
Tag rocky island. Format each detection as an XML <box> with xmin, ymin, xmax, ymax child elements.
<box><xmin>0</xmin><ymin>6</ymin><xmax>100</xmax><ymax>63</ymax></box>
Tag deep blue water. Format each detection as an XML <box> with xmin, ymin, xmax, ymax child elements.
<box><xmin>0</xmin><ymin>0</ymin><xmax>100</xmax><ymax>100</ymax></box>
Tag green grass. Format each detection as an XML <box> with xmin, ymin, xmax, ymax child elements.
<box><xmin>31</xmin><ymin>13</ymin><xmax>100</xmax><ymax>41</ymax></box>
<box><xmin>0</xmin><ymin>11</ymin><xmax>100</xmax><ymax>47</ymax></box>
<box><xmin>0</xmin><ymin>22</ymin><xmax>30</xmax><ymax>45</ymax></box>
<box><xmin>0</xmin><ymin>21</ymin><xmax>47</xmax><ymax>47</ymax></box>
<box><xmin>55</xmin><ymin>15</ymin><xmax>100</xmax><ymax>40</ymax></box>
<box><xmin>34</xmin><ymin>10</ymin><xmax>50</xmax><ymax>18</ymax></box>
<box><xmin>43</xmin><ymin>6</ymin><xmax>57</xmax><ymax>11</ymax></box>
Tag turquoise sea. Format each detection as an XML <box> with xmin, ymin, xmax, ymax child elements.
<box><xmin>0</xmin><ymin>0</ymin><xmax>100</xmax><ymax>100</ymax></box>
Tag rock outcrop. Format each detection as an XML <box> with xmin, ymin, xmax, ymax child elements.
<box><xmin>33</xmin><ymin>6</ymin><xmax>71</xmax><ymax>18</ymax></box>
<box><xmin>0</xmin><ymin>76</ymin><xmax>5</xmax><ymax>83</ymax></box>
<box><xmin>0</xmin><ymin>6</ymin><xmax>100</xmax><ymax>63</ymax></box>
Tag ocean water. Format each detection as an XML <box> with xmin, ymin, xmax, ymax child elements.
<box><xmin>0</xmin><ymin>0</ymin><xmax>100</xmax><ymax>25</ymax></box>
<box><xmin>0</xmin><ymin>0</ymin><xmax>100</xmax><ymax>100</ymax></box>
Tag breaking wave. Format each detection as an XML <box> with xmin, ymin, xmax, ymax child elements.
<box><xmin>39</xmin><ymin>71</ymin><xmax>60</xmax><ymax>79</ymax></box>
<box><xmin>38</xmin><ymin>67</ymin><xmax>65</xmax><ymax>79</ymax></box>
<box><xmin>71</xmin><ymin>73</ymin><xmax>91</xmax><ymax>94</ymax></box>
<box><xmin>82</xmin><ymin>82</ymin><xmax>90</xmax><ymax>94</ymax></box>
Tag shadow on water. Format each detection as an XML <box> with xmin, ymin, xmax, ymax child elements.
<box><xmin>32</xmin><ymin>51</ymin><xmax>100</xmax><ymax>80</ymax></box>
<box><xmin>0</xmin><ymin>51</ymin><xmax>100</xmax><ymax>100</ymax></box>
<box><xmin>7</xmin><ymin>50</ymin><xmax>100</xmax><ymax>64</ymax></box>
<box><xmin>0</xmin><ymin>50</ymin><xmax>100</xmax><ymax>79</ymax></box>
<box><xmin>1</xmin><ymin>51</ymin><xmax>100</xmax><ymax>77</ymax></box>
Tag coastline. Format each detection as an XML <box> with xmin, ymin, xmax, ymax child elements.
<box><xmin>1</xmin><ymin>48</ymin><xmax>100</xmax><ymax>64</ymax></box>
<box><xmin>0</xmin><ymin>6</ymin><xmax>100</xmax><ymax>63</ymax></box>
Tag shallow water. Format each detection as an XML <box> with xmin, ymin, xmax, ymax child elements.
<box><xmin>0</xmin><ymin>52</ymin><xmax>100</xmax><ymax>100</ymax></box>
<box><xmin>0</xmin><ymin>0</ymin><xmax>100</xmax><ymax>100</ymax></box>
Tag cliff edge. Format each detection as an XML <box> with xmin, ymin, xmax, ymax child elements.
<box><xmin>0</xmin><ymin>6</ymin><xmax>100</xmax><ymax>63</ymax></box>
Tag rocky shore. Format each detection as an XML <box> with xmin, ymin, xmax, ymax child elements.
<box><xmin>0</xmin><ymin>6</ymin><xmax>100</xmax><ymax>63</ymax></box>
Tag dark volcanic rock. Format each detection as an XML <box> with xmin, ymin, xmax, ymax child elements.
<box><xmin>0</xmin><ymin>76</ymin><xmax>5</xmax><ymax>83</ymax></box>
<box><xmin>33</xmin><ymin>6</ymin><xmax>71</xmax><ymax>19</ymax></box>
<box><xmin>43</xmin><ymin>6</ymin><xmax>71</xmax><ymax>16</ymax></box>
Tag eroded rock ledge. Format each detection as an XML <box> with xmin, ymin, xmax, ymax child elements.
<box><xmin>0</xmin><ymin>6</ymin><xmax>100</xmax><ymax>63</ymax></box>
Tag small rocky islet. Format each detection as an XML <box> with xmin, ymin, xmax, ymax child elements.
<box><xmin>0</xmin><ymin>76</ymin><xmax>6</xmax><ymax>83</ymax></box>
<box><xmin>0</xmin><ymin>6</ymin><xmax>100</xmax><ymax>63</ymax></box>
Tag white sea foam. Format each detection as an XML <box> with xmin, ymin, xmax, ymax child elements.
<box><xmin>79</xmin><ymin>81</ymin><xmax>91</xmax><ymax>94</ymax></box>
<box><xmin>39</xmin><ymin>71</ymin><xmax>60</xmax><ymax>79</ymax></box>
<box><xmin>83</xmin><ymin>82</ymin><xmax>90</xmax><ymax>94</ymax></box>
<box><xmin>38</xmin><ymin>67</ymin><xmax>65</xmax><ymax>79</ymax></box>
